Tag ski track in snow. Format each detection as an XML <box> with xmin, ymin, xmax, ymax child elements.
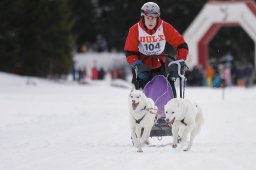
<box><xmin>0</xmin><ymin>72</ymin><xmax>256</xmax><ymax>170</ymax></box>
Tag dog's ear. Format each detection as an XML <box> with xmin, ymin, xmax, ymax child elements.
<box><xmin>142</xmin><ymin>91</ymin><xmax>147</xmax><ymax>98</ymax></box>
<box><xmin>130</xmin><ymin>86</ymin><xmax>135</xmax><ymax>92</ymax></box>
<box><xmin>146</xmin><ymin>97</ymin><xmax>154</xmax><ymax>107</ymax></box>
<box><xmin>177</xmin><ymin>99</ymin><xmax>189</xmax><ymax>114</ymax></box>
<box><xmin>175</xmin><ymin>99</ymin><xmax>183</xmax><ymax>113</ymax></box>
<box><xmin>164</xmin><ymin>104</ymin><xmax>167</xmax><ymax>112</ymax></box>
<box><xmin>176</xmin><ymin>99</ymin><xmax>181</xmax><ymax>108</ymax></box>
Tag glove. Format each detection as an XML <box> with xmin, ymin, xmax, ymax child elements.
<box><xmin>179</xmin><ymin>60</ymin><xmax>185</xmax><ymax>67</ymax></box>
<box><xmin>168</xmin><ymin>60</ymin><xmax>187</xmax><ymax>78</ymax></box>
<box><xmin>131</xmin><ymin>60</ymin><xmax>143</xmax><ymax>68</ymax></box>
<box><xmin>137</xmin><ymin>72</ymin><xmax>149</xmax><ymax>80</ymax></box>
<box><xmin>179</xmin><ymin>60</ymin><xmax>187</xmax><ymax>75</ymax></box>
<box><xmin>131</xmin><ymin>60</ymin><xmax>149</xmax><ymax>80</ymax></box>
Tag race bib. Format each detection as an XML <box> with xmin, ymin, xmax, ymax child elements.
<box><xmin>138</xmin><ymin>21</ymin><xmax>166</xmax><ymax>56</ymax></box>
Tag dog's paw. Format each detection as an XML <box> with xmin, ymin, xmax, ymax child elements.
<box><xmin>183</xmin><ymin>147</ymin><xmax>191</xmax><ymax>152</ymax></box>
<box><xmin>137</xmin><ymin>148</ymin><xmax>143</xmax><ymax>152</ymax></box>
<box><xmin>183</xmin><ymin>144</ymin><xmax>192</xmax><ymax>151</ymax></box>
<box><xmin>144</xmin><ymin>141</ymin><xmax>150</xmax><ymax>145</ymax></box>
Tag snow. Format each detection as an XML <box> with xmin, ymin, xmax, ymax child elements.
<box><xmin>1</xmin><ymin>71</ymin><xmax>256</xmax><ymax>170</ymax></box>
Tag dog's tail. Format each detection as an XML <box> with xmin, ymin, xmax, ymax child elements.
<box><xmin>195</xmin><ymin>105</ymin><xmax>204</xmax><ymax>134</ymax></box>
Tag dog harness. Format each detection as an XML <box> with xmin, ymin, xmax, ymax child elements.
<box><xmin>180</xmin><ymin>119</ymin><xmax>187</xmax><ymax>126</ymax></box>
<box><xmin>134</xmin><ymin>105</ymin><xmax>157</xmax><ymax>124</ymax></box>
<box><xmin>135</xmin><ymin>115</ymin><xmax>145</xmax><ymax>124</ymax></box>
<box><xmin>135</xmin><ymin>106</ymin><xmax>147</xmax><ymax>124</ymax></box>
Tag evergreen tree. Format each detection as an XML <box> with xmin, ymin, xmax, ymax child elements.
<box><xmin>0</xmin><ymin>0</ymin><xmax>75</xmax><ymax>76</ymax></box>
<box><xmin>69</xmin><ymin>0</ymin><xmax>97</xmax><ymax>51</ymax></box>
<box><xmin>0</xmin><ymin>1</ymin><xmax>22</xmax><ymax>73</ymax></box>
<box><xmin>96</xmin><ymin>0</ymin><xmax>144</xmax><ymax>51</ymax></box>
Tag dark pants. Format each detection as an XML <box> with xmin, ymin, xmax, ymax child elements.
<box><xmin>132</xmin><ymin>67</ymin><xmax>164</xmax><ymax>89</ymax></box>
<box><xmin>131</xmin><ymin>65</ymin><xmax>177</xmax><ymax>97</ymax></box>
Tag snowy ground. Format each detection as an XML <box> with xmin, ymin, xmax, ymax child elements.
<box><xmin>1</xmin><ymin>72</ymin><xmax>256</xmax><ymax>170</ymax></box>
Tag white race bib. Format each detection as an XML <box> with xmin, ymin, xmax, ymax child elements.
<box><xmin>138</xmin><ymin>21</ymin><xmax>166</xmax><ymax>56</ymax></box>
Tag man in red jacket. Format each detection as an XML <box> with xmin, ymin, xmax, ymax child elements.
<box><xmin>124</xmin><ymin>2</ymin><xmax>189</xmax><ymax>89</ymax></box>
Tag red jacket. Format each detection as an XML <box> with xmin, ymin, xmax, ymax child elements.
<box><xmin>124</xmin><ymin>18</ymin><xmax>188</xmax><ymax>69</ymax></box>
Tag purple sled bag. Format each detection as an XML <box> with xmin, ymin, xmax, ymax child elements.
<box><xmin>143</xmin><ymin>75</ymin><xmax>174</xmax><ymax>118</ymax></box>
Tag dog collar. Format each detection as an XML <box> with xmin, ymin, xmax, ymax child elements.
<box><xmin>140</xmin><ymin>106</ymin><xmax>147</xmax><ymax>111</ymax></box>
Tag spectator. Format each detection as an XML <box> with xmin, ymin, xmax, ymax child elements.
<box><xmin>98</xmin><ymin>67</ymin><xmax>106</xmax><ymax>80</ymax></box>
<box><xmin>206</xmin><ymin>65</ymin><xmax>214</xmax><ymax>87</ymax></box>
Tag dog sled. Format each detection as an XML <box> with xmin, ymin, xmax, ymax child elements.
<box><xmin>134</xmin><ymin>55</ymin><xmax>188</xmax><ymax>138</ymax></box>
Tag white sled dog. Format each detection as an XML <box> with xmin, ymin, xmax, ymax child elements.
<box><xmin>164</xmin><ymin>98</ymin><xmax>204</xmax><ymax>151</ymax></box>
<box><xmin>128</xmin><ymin>89</ymin><xmax>157</xmax><ymax>152</ymax></box>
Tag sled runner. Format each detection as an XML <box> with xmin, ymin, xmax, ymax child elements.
<box><xmin>135</xmin><ymin>55</ymin><xmax>188</xmax><ymax>138</ymax></box>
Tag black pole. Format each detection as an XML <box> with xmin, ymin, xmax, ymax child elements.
<box><xmin>179</xmin><ymin>77</ymin><xmax>182</xmax><ymax>98</ymax></box>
